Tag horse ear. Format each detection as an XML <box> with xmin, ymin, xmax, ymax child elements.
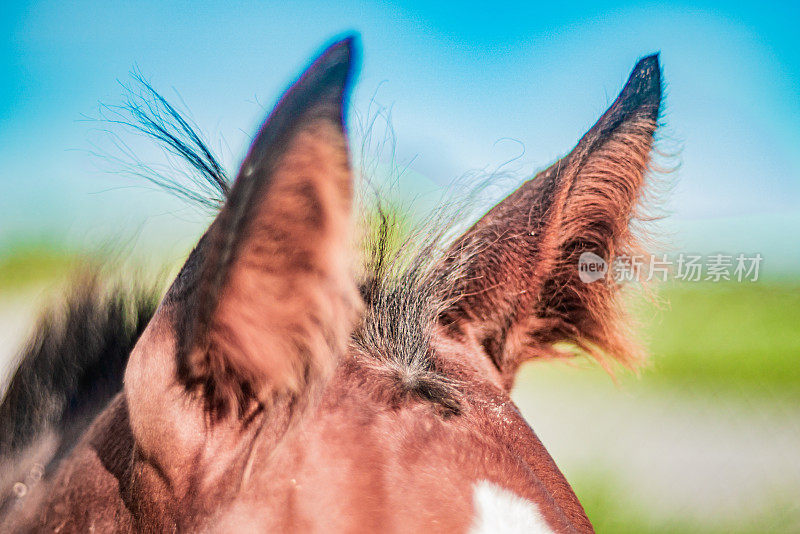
<box><xmin>175</xmin><ymin>37</ymin><xmax>362</xmax><ymax>416</ymax></box>
<box><xmin>440</xmin><ymin>55</ymin><xmax>662</xmax><ymax>388</ymax></box>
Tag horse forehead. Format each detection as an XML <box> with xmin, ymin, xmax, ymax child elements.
<box><xmin>470</xmin><ymin>480</ymin><xmax>556</xmax><ymax>534</ymax></box>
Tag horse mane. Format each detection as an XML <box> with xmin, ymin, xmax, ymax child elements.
<box><xmin>97</xmin><ymin>71</ymin><xmax>230</xmax><ymax>210</ymax></box>
<box><xmin>354</xmin><ymin>200</ymin><xmax>471</xmax><ymax>415</ymax></box>
<box><xmin>0</xmin><ymin>275</ymin><xmax>158</xmax><ymax>470</ymax></box>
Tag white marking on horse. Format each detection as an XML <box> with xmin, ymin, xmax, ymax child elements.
<box><xmin>470</xmin><ymin>480</ymin><xmax>555</xmax><ymax>534</ymax></box>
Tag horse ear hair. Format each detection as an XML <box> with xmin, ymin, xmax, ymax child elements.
<box><xmin>174</xmin><ymin>36</ymin><xmax>362</xmax><ymax>417</ymax></box>
<box><xmin>439</xmin><ymin>55</ymin><xmax>662</xmax><ymax>389</ymax></box>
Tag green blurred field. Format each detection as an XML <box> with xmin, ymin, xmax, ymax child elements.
<box><xmin>645</xmin><ymin>281</ymin><xmax>800</xmax><ymax>397</ymax></box>
<box><xmin>0</xmin><ymin>241</ymin><xmax>81</xmax><ymax>293</ymax></box>
<box><xmin>574</xmin><ymin>282</ymin><xmax>800</xmax><ymax>533</ymax></box>
<box><xmin>515</xmin><ymin>281</ymin><xmax>800</xmax><ymax>533</ymax></box>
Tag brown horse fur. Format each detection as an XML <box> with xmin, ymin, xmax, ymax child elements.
<box><xmin>0</xmin><ymin>35</ymin><xmax>664</xmax><ymax>533</ymax></box>
<box><xmin>439</xmin><ymin>56</ymin><xmax>661</xmax><ymax>388</ymax></box>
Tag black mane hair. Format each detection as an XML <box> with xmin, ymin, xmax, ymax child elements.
<box><xmin>96</xmin><ymin>71</ymin><xmax>230</xmax><ymax>210</ymax></box>
<box><xmin>0</xmin><ymin>276</ymin><xmax>158</xmax><ymax>497</ymax></box>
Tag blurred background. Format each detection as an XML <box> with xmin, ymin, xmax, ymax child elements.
<box><xmin>1</xmin><ymin>1</ymin><xmax>798</xmax><ymax>531</ymax></box>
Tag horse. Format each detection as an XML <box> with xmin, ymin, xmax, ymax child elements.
<box><xmin>0</xmin><ymin>35</ymin><xmax>663</xmax><ymax>532</ymax></box>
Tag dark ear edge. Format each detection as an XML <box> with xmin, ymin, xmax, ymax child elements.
<box><xmin>539</xmin><ymin>54</ymin><xmax>663</xmax><ymax>371</ymax></box>
<box><xmin>438</xmin><ymin>54</ymin><xmax>664</xmax><ymax>387</ymax></box>
<box><xmin>193</xmin><ymin>35</ymin><xmax>358</xmax><ymax>348</ymax></box>
<box><xmin>241</xmin><ymin>35</ymin><xmax>358</xmax><ymax>173</ymax></box>
<box><xmin>171</xmin><ymin>36</ymin><xmax>361</xmax><ymax>418</ymax></box>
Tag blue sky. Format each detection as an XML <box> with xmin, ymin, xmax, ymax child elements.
<box><xmin>1</xmin><ymin>1</ymin><xmax>799</xmax><ymax>271</ymax></box>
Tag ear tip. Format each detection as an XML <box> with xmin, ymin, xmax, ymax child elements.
<box><xmin>619</xmin><ymin>52</ymin><xmax>662</xmax><ymax>116</ymax></box>
<box><xmin>313</xmin><ymin>34</ymin><xmax>360</xmax><ymax>95</ymax></box>
<box><xmin>319</xmin><ymin>34</ymin><xmax>359</xmax><ymax>73</ymax></box>
<box><xmin>330</xmin><ymin>33</ymin><xmax>359</xmax><ymax>57</ymax></box>
<box><xmin>636</xmin><ymin>53</ymin><xmax>660</xmax><ymax>71</ymax></box>
<box><xmin>635</xmin><ymin>53</ymin><xmax>661</xmax><ymax>89</ymax></box>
